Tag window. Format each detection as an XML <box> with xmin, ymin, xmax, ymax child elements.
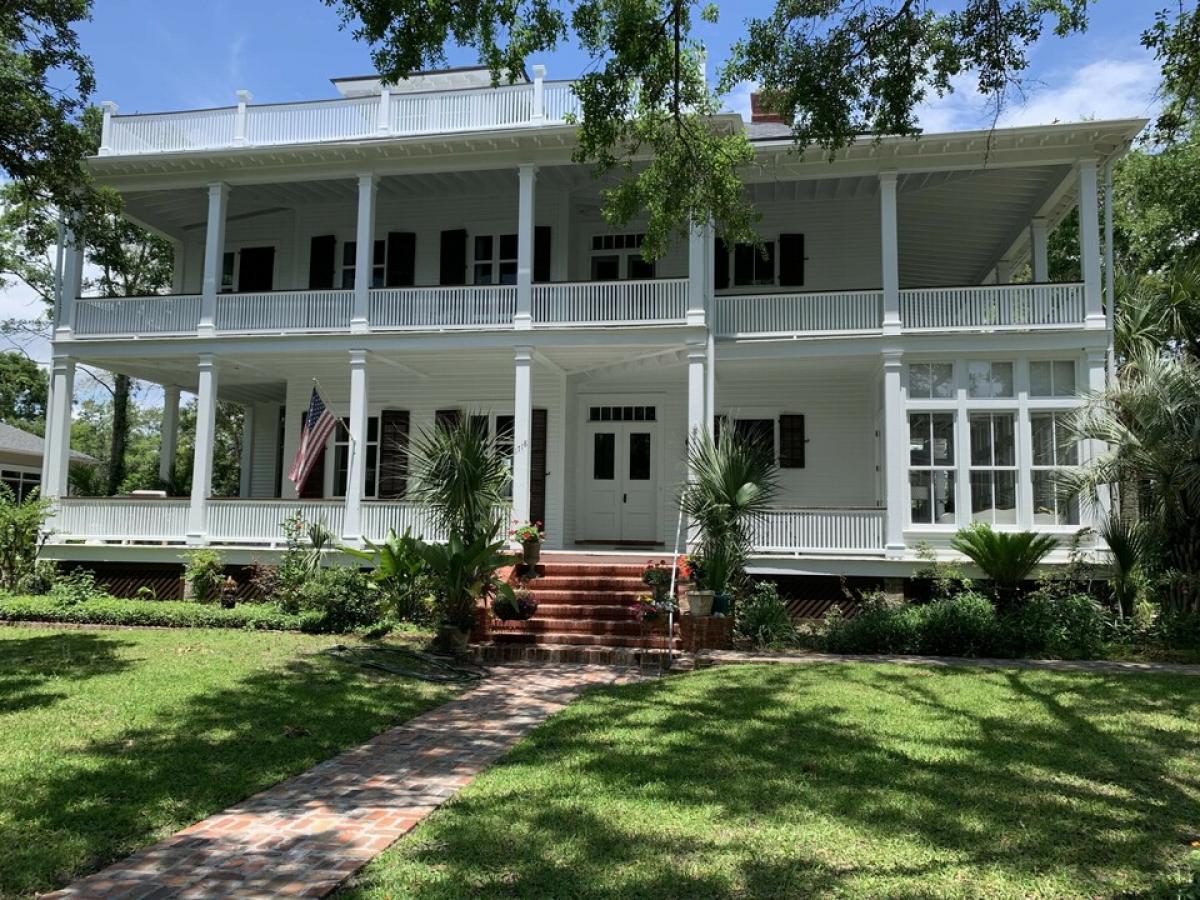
<box><xmin>0</xmin><ymin>468</ymin><xmax>40</xmax><ymax>502</ymax></box>
<box><xmin>590</xmin><ymin>233</ymin><xmax>653</xmax><ymax>281</ymax></box>
<box><xmin>969</xmin><ymin>413</ymin><xmax>1017</xmax><ymax>524</ymax></box>
<box><xmin>341</xmin><ymin>240</ymin><xmax>386</xmax><ymax>289</ymax></box>
<box><xmin>593</xmin><ymin>432</ymin><xmax>615</xmax><ymax>480</ymax></box>
<box><xmin>733</xmin><ymin>241</ymin><xmax>775</xmax><ymax>286</ymax></box>
<box><xmin>220</xmin><ymin>251</ymin><xmax>235</xmax><ymax>293</ymax></box>
<box><xmin>468</xmin><ymin>413</ymin><xmax>515</xmax><ymax>499</ymax></box>
<box><xmin>473</xmin><ymin>234</ymin><xmax>518</xmax><ymax>285</ymax></box>
<box><xmin>1030</xmin><ymin>360</ymin><xmax>1077</xmax><ymax>397</ymax></box>
<box><xmin>1031</xmin><ymin>412</ymin><xmax>1080</xmax><ymax>524</ymax></box>
<box><xmin>629</xmin><ymin>432</ymin><xmax>652</xmax><ymax>480</ymax></box>
<box><xmin>909</xmin><ymin>413</ymin><xmax>956</xmax><ymax>525</ymax></box>
<box><xmin>735</xmin><ymin>418</ymin><xmax>775</xmax><ymax>464</ymax></box>
<box><xmin>332</xmin><ymin>416</ymin><xmax>380</xmax><ymax>498</ymax></box>
<box><xmin>588</xmin><ymin>406</ymin><xmax>656</xmax><ymax>422</ymax></box>
<box><xmin>778</xmin><ymin>414</ymin><xmax>806</xmax><ymax>468</ymax></box>
<box><xmin>967</xmin><ymin>361</ymin><xmax>1014</xmax><ymax>398</ymax></box>
<box><xmin>908</xmin><ymin>363</ymin><xmax>955</xmax><ymax>399</ymax></box>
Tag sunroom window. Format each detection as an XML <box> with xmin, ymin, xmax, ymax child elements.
<box><xmin>909</xmin><ymin>412</ymin><xmax>956</xmax><ymax>525</ymax></box>
<box><xmin>967</xmin><ymin>361</ymin><xmax>1014</xmax><ymax>398</ymax></box>
<box><xmin>1030</xmin><ymin>360</ymin><xmax>1078</xmax><ymax>397</ymax></box>
<box><xmin>908</xmin><ymin>362</ymin><xmax>954</xmax><ymax>399</ymax></box>
<box><xmin>1031</xmin><ymin>412</ymin><xmax>1080</xmax><ymax>525</ymax></box>
<box><xmin>969</xmin><ymin>413</ymin><xmax>1017</xmax><ymax>525</ymax></box>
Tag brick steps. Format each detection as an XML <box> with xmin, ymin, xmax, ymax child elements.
<box><xmin>526</xmin><ymin>590</ymin><xmax>644</xmax><ymax>605</ymax></box>
<box><xmin>528</xmin><ymin>576</ymin><xmax>646</xmax><ymax>592</ymax></box>
<box><xmin>470</xmin><ymin>642</ymin><xmax>675</xmax><ymax>668</ymax></box>
<box><xmin>492</xmin><ymin>618</ymin><xmax>653</xmax><ymax>637</ymax></box>
<box><xmin>492</xmin><ymin>631</ymin><xmax>676</xmax><ymax>649</ymax></box>
<box><xmin>529</xmin><ymin>603</ymin><xmax>633</xmax><ymax>619</ymax></box>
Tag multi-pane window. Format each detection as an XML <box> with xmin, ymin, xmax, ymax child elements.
<box><xmin>220</xmin><ymin>251</ymin><xmax>236</xmax><ymax>293</ymax></box>
<box><xmin>967</xmin><ymin>361</ymin><xmax>1014</xmax><ymax>398</ymax></box>
<box><xmin>590</xmin><ymin>233</ymin><xmax>653</xmax><ymax>280</ymax></box>
<box><xmin>733</xmin><ymin>241</ymin><xmax>775</xmax><ymax>286</ymax></box>
<box><xmin>469</xmin><ymin>413</ymin><xmax>515</xmax><ymax>498</ymax></box>
<box><xmin>0</xmin><ymin>468</ymin><xmax>40</xmax><ymax>502</ymax></box>
<box><xmin>909</xmin><ymin>413</ymin><xmax>956</xmax><ymax>524</ymax></box>
<box><xmin>341</xmin><ymin>240</ymin><xmax>385</xmax><ymax>289</ymax></box>
<box><xmin>969</xmin><ymin>413</ymin><xmax>1018</xmax><ymax>524</ymax></box>
<box><xmin>735</xmin><ymin>418</ymin><xmax>775</xmax><ymax>466</ymax></box>
<box><xmin>1031</xmin><ymin>412</ymin><xmax>1080</xmax><ymax>524</ymax></box>
<box><xmin>473</xmin><ymin>234</ymin><xmax>518</xmax><ymax>285</ymax></box>
<box><xmin>332</xmin><ymin>416</ymin><xmax>379</xmax><ymax>498</ymax></box>
<box><xmin>1030</xmin><ymin>360</ymin><xmax>1077</xmax><ymax>397</ymax></box>
<box><xmin>908</xmin><ymin>362</ymin><xmax>955</xmax><ymax>399</ymax></box>
<box><xmin>588</xmin><ymin>406</ymin><xmax>656</xmax><ymax>422</ymax></box>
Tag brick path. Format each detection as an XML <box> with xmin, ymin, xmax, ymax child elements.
<box><xmin>44</xmin><ymin>664</ymin><xmax>640</xmax><ymax>900</ymax></box>
<box><xmin>691</xmin><ymin>649</ymin><xmax>1200</xmax><ymax>675</ymax></box>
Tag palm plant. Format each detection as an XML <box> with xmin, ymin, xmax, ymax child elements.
<box><xmin>408</xmin><ymin>413</ymin><xmax>511</xmax><ymax>545</ymax></box>
<box><xmin>1063</xmin><ymin>348</ymin><xmax>1200</xmax><ymax>613</ymax></box>
<box><xmin>679</xmin><ymin>426</ymin><xmax>779</xmax><ymax>593</ymax></box>
<box><xmin>1098</xmin><ymin>515</ymin><xmax>1156</xmax><ymax>620</ymax></box>
<box><xmin>950</xmin><ymin>523</ymin><xmax>1057</xmax><ymax>607</ymax></box>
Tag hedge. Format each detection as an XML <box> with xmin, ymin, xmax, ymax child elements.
<box><xmin>0</xmin><ymin>595</ymin><xmax>315</xmax><ymax>631</ymax></box>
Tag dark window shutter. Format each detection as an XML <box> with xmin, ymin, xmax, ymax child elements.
<box><xmin>308</xmin><ymin>235</ymin><xmax>337</xmax><ymax>289</ymax></box>
<box><xmin>733</xmin><ymin>243</ymin><xmax>755</xmax><ymax>286</ymax></box>
<box><xmin>439</xmin><ymin>229</ymin><xmax>468</xmax><ymax>285</ymax></box>
<box><xmin>779</xmin><ymin>234</ymin><xmax>805</xmax><ymax>287</ymax></box>
<box><xmin>435</xmin><ymin>408</ymin><xmax>462</xmax><ymax>431</ymax></box>
<box><xmin>297</xmin><ymin>410</ymin><xmax>326</xmax><ymax>498</ymax></box>
<box><xmin>533</xmin><ymin>226</ymin><xmax>552</xmax><ymax>282</ymax></box>
<box><xmin>378</xmin><ymin>410</ymin><xmax>410</xmax><ymax>498</ymax></box>
<box><xmin>386</xmin><ymin>232</ymin><xmax>416</xmax><ymax>287</ymax></box>
<box><xmin>530</xmin><ymin>408</ymin><xmax>548</xmax><ymax>527</ymax></box>
<box><xmin>714</xmin><ymin>237</ymin><xmax>730</xmax><ymax>290</ymax></box>
<box><xmin>238</xmin><ymin>246</ymin><xmax>275</xmax><ymax>292</ymax></box>
<box><xmin>779</xmin><ymin>414</ymin><xmax>806</xmax><ymax>468</ymax></box>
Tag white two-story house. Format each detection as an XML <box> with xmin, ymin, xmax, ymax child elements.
<box><xmin>39</xmin><ymin>65</ymin><xmax>1143</xmax><ymax>579</ymax></box>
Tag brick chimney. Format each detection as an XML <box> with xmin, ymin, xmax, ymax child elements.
<box><xmin>750</xmin><ymin>92</ymin><xmax>784</xmax><ymax>124</ymax></box>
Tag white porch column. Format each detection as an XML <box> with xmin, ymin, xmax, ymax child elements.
<box><xmin>515</xmin><ymin>164</ymin><xmax>537</xmax><ymax>330</ymax></box>
<box><xmin>1077</xmin><ymin>159</ymin><xmax>1105</xmax><ymax>328</ymax></box>
<box><xmin>687</xmin><ymin>340</ymin><xmax>706</xmax><ymax>441</ymax></box>
<box><xmin>352</xmin><ymin>173</ymin><xmax>377</xmax><ymax>333</ymax></box>
<box><xmin>1084</xmin><ymin>349</ymin><xmax>1111</xmax><ymax>526</ymax></box>
<box><xmin>995</xmin><ymin>258</ymin><xmax>1016</xmax><ymax>284</ymax></box>
<box><xmin>342</xmin><ymin>350</ymin><xmax>370</xmax><ymax>542</ymax></box>
<box><xmin>879</xmin><ymin>172</ymin><xmax>901</xmax><ymax>333</ymax></box>
<box><xmin>200</xmin><ymin>182</ymin><xmax>229</xmax><ymax>337</ymax></box>
<box><xmin>512</xmin><ymin>346</ymin><xmax>534</xmax><ymax>525</ymax></box>
<box><xmin>1030</xmin><ymin>217</ymin><xmax>1050</xmax><ymax>282</ymax></box>
<box><xmin>687</xmin><ymin>224</ymin><xmax>707</xmax><ymax>327</ymax></box>
<box><xmin>239</xmin><ymin>404</ymin><xmax>255</xmax><ymax>498</ymax></box>
<box><xmin>187</xmin><ymin>354</ymin><xmax>219</xmax><ymax>544</ymax></box>
<box><xmin>881</xmin><ymin>349</ymin><xmax>906</xmax><ymax>557</ymax></box>
<box><xmin>159</xmin><ymin>385</ymin><xmax>181</xmax><ymax>487</ymax></box>
<box><xmin>56</xmin><ymin>225</ymin><xmax>84</xmax><ymax>339</ymax></box>
<box><xmin>42</xmin><ymin>355</ymin><xmax>75</xmax><ymax>499</ymax></box>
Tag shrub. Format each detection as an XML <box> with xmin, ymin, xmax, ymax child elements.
<box><xmin>917</xmin><ymin>592</ymin><xmax>1000</xmax><ymax>657</ymax></box>
<box><xmin>0</xmin><ymin>594</ymin><xmax>308</xmax><ymax>630</ymax></box>
<box><xmin>182</xmin><ymin>549</ymin><xmax>225</xmax><ymax>603</ymax></box>
<box><xmin>342</xmin><ymin>528</ymin><xmax>434</xmax><ymax>624</ymax></box>
<box><xmin>1000</xmin><ymin>590</ymin><xmax>1109</xmax><ymax>659</ymax></box>
<box><xmin>1157</xmin><ymin>609</ymin><xmax>1200</xmax><ymax>650</ymax></box>
<box><xmin>0</xmin><ymin>487</ymin><xmax>51</xmax><ymax>593</ymax></box>
<box><xmin>735</xmin><ymin>581</ymin><xmax>798</xmax><ymax>648</ymax></box>
<box><xmin>50</xmin><ymin>568</ymin><xmax>106</xmax><ymax>606</ymax></box>
<box><xmin>274</xmin><ymin>512</ymin><xmax>328</xmax><ymax>611</ymax></box>
<box><xmin>820</xmin><ymin>593</ymin><xmax>922</xmax><ymax>655</ymax></box>
<box><xmin>913</xmin><ymin>542</ymin><xmax>973</xmax><ymax>600</ymax></box>
<box><xmin>14</xmin><ymin>559</ymin><xmax>58</xmax><ymax>596</ymax></box>
<box><xmin>295</xmin><ymin>566</ymin><xmax>381</xmax><ymax>633</ymax></box>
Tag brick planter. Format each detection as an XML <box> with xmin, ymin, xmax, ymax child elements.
<box><xmin>679</xmin><ymin>615</ymin><xmax>734</xmax><ymax>652</ymax></box>
<box><xmin>470</xmin><ymin>604</ymin><xmax>491</xmax><ymax>642</ymax></box>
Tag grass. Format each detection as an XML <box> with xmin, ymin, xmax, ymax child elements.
<box><xmin>344</xmin><ymin>663</ymin><xmax>1200</xmax><ymax>899</ymax></box>
<box><xmin>0</xmin><ymin>626</ymin><xmax>454</xmax><ymax>898</ymax></box>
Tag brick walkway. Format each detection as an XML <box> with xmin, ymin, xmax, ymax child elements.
<box><xmin>691</xmin><ymin>649</ymin><xmax>1200</xmax><ymax>675</ymax></box>
<box><xmin>44</xmin><ymin>664</ymin><xmax>640</xmax><ymax>900</ymax></box>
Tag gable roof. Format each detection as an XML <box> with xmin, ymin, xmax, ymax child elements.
<box><xmin>0</xmin><ymin>422</ymin><xmax>96</xmax><ymax>465</ymax></box>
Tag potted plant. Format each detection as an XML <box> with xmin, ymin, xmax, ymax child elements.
<box><xmin>510</xmin><ymin>520</ymin><xmax>544</xmax><ymax>568</ymax></box>
<box><xmin>641</xmin><ymin>559</ymin><xmax>672</xmax><ymax>601</ymax></box>
<box><xmin>683</xmin><ymin>554</ymin><xmax>714</xmax><ymax>616</ymax></box>
<box><xmin>492</xmin><ymin>584</ymin><xmax>538</xmax><ymax>621</ymax></box>
<box><xmin>630</xmin><ymin>593</ymin><xmax>676</xmax><ymax>626</ymax></box>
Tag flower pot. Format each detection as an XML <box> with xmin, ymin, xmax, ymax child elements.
<box><xmin>688</xmin><ymin>589</ymin><xmax>714</xmax><ymax>617</ymax></box>
<box><xmin>436</xmin><ymin>623</ymin><xmax>471</xmax><ymax>657</ymax></box>
<box><xmin>521</xmin><ymin>540</ymin><xmax>541</xmax><ymax>568</ymax></box>
<box><xmin>712</xmin><ymin>591</ymin><xmax>732</xmax><ymax>617</ymax></box>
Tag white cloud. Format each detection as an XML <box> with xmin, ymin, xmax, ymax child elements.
<box><xmin>722</xmin><ymin>80</ymin><xmax>757</xmax><ymax>122</ymax></box>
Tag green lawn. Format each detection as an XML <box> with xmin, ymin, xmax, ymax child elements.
<box><xmin>344</xmin><ymin>663</ymin><xmax>1200</xmax><ymax>899</ymax></box>
<box><xmin>0</xmin><ymin>626</ymin><xmax>452</xmax><ymax>898</ymax></box>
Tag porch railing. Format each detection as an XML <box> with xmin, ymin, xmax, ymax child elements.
<box><xmin>750</xmin><ymin>508</ymin><xmax>886</xmax><ymax>554</ymax></box>
<box><xmin>75</xmin><ymin>295</ymin><xmax>202</xmax><ymax>337</ymax></box>
<box><xmin>48</xmin><ymin>497</ymin><xmax>191</xmax><ymax>543</ymax></box>
<box><xmin>216</xmin><ymin>290</ymin><xmax>354</xmax><ymax>333</ymax></box>
<box><xmin>207</xmin><ymin>500</ymin><xmax>345</xmax><ymax>545</ymax></box>
<box><xmin>369</xmin><ymin>285</ymin><xmax>516</xmax><ymax>330</ymax></box>
<box><xmin>900</xmin><ymin>283</ymin><xmax>1086</xmax><ymax>330</ymax></box>
<box><xmin>532</xmin><ymin>278</ymin><xmax>688</xmax><ymax>325</ymax></box>
<box><xmin>714</xmin><ymin>289</ymin><xmax>884</xmax><ymax>337</ymax></box>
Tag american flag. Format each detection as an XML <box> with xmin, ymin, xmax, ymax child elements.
<box><xmin>288</xmin><ymin>387</ymin><xmax>337</xmax><ymax>493</ymax></box>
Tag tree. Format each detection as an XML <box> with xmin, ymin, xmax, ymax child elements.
<box><xmin>0</xmin><ymin>351</ymin><xmax>47</xmax><ymax>431</ymax></box>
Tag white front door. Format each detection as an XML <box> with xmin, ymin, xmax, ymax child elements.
<box><xmin>580</xmin><ymin>409</ymin><xmax>658</xmax><ymax>543</ymax></box>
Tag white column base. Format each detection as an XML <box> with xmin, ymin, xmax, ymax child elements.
<box><xmin>197</xmin><ymin>322</ymin><xmax>216</xmax><ymax>338</ymax></box>
<box><xmin>514</xmin><ymin>312</ymin><xmax>533</xmax><ymax>330</ymax></box>
<box><xmin>350</xmin><ymin>318</ymin><xmax>370</xmax><ymax>334</ymax></box>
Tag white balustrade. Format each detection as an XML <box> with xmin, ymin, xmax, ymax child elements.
<box><xmin>75</xmin><ymin>295</ymin><xmax>201</xmax><ymax>336</ymax></box>
<box><xmin>750</xmin><ymin>508</ymin><xmax>886</xmax><ymax>554</ymax></box>
<box><xmin>359</xmin><ymin>502</ymin><xmax>446</xmax><ymax>543</ymax></box>
<box><xmin>714</xmin><ymin>290</ymin><xmax>883</xmax><ymax>336</ymax></box>
<box><xmin>215</xmin><ymin>290</ymin><xmax>353</xmax><ymax>333</ymax></box>
<box><xmin>369</xmin><ymin>286</ymin><xmax>516</xmax><ymax>330</ymax></box>
<box><xmin>900</xmin><ymin>283</ymin><xmax>1086</xmax><ymax>330</ymax></box>
<box><xmin>245</xmin><ymin>97</ymin><xmax>378</xmax><ymax>146</ymax></box>
<box><xmin>542</xmin><ymin>82</ymin><xmax>582</xmax><ymax>121</ymax></box>
<box><xmin>105</xmin><ymin>108</ymin><xmax>236</xmax><ymax>155</ymax></box>
<box><xmin>207</xmin><ymin>500</ymin><xmax>344</xmax><ymax>545</ymax></box>
<box><xmin>533</xmin><ymin>278</ymin><xmax>688</xmax><ymax>325</ymax></box>
<box><xmin>48</xmin><ymin>498</ymin><xmax>190</xmax><ymax>543</ymax></box>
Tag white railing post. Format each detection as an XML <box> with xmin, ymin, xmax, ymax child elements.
<box><xmin>515</xmin><ymin>163</ymin><xmax>537</xmax><ymax>329</ymax></box>
<box><xmin>233</xmin><ymin>90</ymin><xmax>253</xmax><ymax>145</ymax></box>
<box><xmin>352</xmin><ymin>172</ymin><xmax>377</xmax><ymax>333</ymax></box>
<box><xmin>512</xmin><ymin>346</ymin><xmax>533</xmax><ymax>527</ymax></box>
<box><xmin>56</xmin><ymin>223</ymin><xmax>84</xmax><ymax>340</ymax></box>
<box><xmin>377</xmin><ymin>85</ymin><xmax>391</xmax><ymax>133</ymax></box>
<box><xmin>531</xmin><ymin>65</ymin><xmax>546</xmax><ymax>124</ymax></box>
<box><xmin>879</xmin><ymin>171</ymin><xmax>901</xmax><ymax>334</ymax></box>
<box><xmin>99</xmin><ymin>101</ymin><xmax>118</xmax><ymax>155</ymax></box>
<box><xmin>200</xmin><ymin>182</ymin><xmax>229</xmax><ymax>337</ymax></box>
<box><xmin>1030</xmin><ymin>217</ymin><xmax>1049</xmax><ymax>282</ymax></box>
<box><xmin>187</xmin><ymin>354</ymin><xmax>219</xmax><ymax>545</ymax></box>
<box><xmin>160</xmin><ymin>385</ymin><xmax>181</xmax><ymax>487</ymax></box>
<box><xmin>343</xmin><ymin>350</ymin><xmax>370</xmax><ymax>544</ymax></box>
<box><xmin>1077</xmin><ymin>158</ymin><xmax>1105</xmax><ymax>328</ymax></box>
<box><xmin>687</xmin><ymin>223</ymin><xmax>707</xmax><ymax>327</ymax></box>
<box><xmin>881</xmin><ymin>349</ymin><xmax>906</xmax><ymax>558</ymax></box>
<box><xmin>42</xmin><ymin>355</ymin><xmax>75</xmax><ymax>499</ymax></box>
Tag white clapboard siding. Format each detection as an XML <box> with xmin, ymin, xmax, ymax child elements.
<box><xmin>369</xmin><ymin>286</ymin><xmax>516</xmax><ymax>329</ymax></box>
<box><xmin>714</xmin><ymin>290</ymin><xmax>884</xmax><ymax>336</ymax></box>
<box><xmin>901</xmin><ymin>283</ymin><xmax>1086</xmax><ymax>329</ymax></box>
<box><xmin>49</xmin><ymin>498</ymin><xmax>190</xmax><ymax>543</ymax></box>
<box><xmin>215</xmin><ymin>290</ymin><xmax>354</xmax><ymax>333</ymax></box>
<box><xmin>75</xmin><ymin>296</ymin><xmax>201</xmax><ymax>336</ymax></box>
<box><xmin>532</xmin><ymin>278</ymin><xmax>688</xmax><ymax>325</ymax></box>
<box><xmin>750</xmin><ymin>508</ymin><xmax>886</xmax><ymax>554</ymax></box>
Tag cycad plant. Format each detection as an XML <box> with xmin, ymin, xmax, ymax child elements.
<box><xmin>950</xmin><ymin>522</ymin><xmax>1057</xmax><ymax>608</ymax></box>
<box><xmin>1098</xmin><ymin>515</ymin><xmax>1156</xmax><ymax>620</ymax></box>
<box><xmin>679</xmin><ymin>426</ymin><xmax>779</xmax><ymax>593</ymax></box>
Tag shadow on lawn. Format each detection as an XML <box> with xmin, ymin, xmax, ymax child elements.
<box><xmin>345</xmin><ymin>664</ymin><xmax>1200</xmax><ymax>898</ymax></box>
<box><xmin>0</xmin><ymin>642</ymin><xmax>449</xmax><ymax>898</ymax></box>
<box><xmin>0</xmin><ymin>631</ymin><xmax>136</xmax><ymax>715</ymax></box>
